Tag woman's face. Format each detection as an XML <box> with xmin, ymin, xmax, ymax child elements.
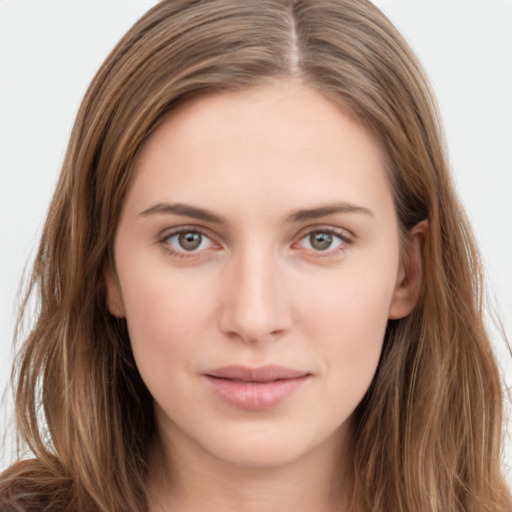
<box><xmin>108</xmin><ymin>82</ymin><xmax>419</xmax><ymax>469</ymax></box>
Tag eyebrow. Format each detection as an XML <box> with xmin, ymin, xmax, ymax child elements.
<box><xmin>139</xmin><ymin>201</ymin><xmax>374</xmax><ymax>224</ymax></box>
<box><xmin>285</xmin><ymin>202</ymin><xmax>375</xmax><ymax>223</ymax></box>
<box><xmin>139</xmin><ymin>202</ymin><xmax>227</xmax><ymax>224</ymax></box>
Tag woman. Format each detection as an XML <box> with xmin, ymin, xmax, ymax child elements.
<box><xmin>1</xmin><ymin>0</ymin><xmax>510</xmax><ymax>511</ymax></box>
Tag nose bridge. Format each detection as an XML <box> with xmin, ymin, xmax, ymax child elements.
<box><xmin>219</xmin><ymin>241</ymin><xmax>290</xmax><ymax>342</ymax></box>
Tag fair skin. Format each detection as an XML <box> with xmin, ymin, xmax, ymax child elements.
<box><xmin>107</xmin><ymin>81</ymin><xmax>425</xmax><ymax>512</ymax></box>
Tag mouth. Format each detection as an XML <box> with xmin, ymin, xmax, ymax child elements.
<box><xmin>203</xmin><ymin>365</ymin><xmax>311</xmax><ymax>411</ymax></box>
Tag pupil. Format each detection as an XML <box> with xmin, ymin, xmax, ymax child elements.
<box><xmin>179</xmin><ymin>232</ymin><xmax>201</xmax><ymax>250</ymax></box>
<box><xmin>310</xmin><ymin>232</ymin><xmax>332</xmax><ymax>251</ymax></box>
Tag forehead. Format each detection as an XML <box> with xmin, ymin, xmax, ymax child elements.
<box><xmin>126</xmin><ymin>81</ymin><xmax>393</xmax><ymax>222</ymax></box>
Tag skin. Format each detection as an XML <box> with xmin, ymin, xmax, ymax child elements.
<box><xmin>107</xmin><ymin>81</ymin><xmax>425</xmax><ymax>512</ymax></box>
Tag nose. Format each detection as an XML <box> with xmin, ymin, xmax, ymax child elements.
<box><xmin>218</xmin><ymin>246</ymin><xmax>292</xmax><ymax>344</ymax></box>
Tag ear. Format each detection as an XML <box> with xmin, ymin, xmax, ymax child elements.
<box><xmin>105</xmin><ymin>268</ymin><xmax>126</xmax><ymax>318</ymax></box>
<box><xmin>388</xmin><ymin>220</ymin><xmax>428</xmax><ymax>320</ymax></box>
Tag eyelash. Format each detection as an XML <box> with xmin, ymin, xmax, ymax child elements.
<box><xmin>294</xmin><ymin>227</ymin><xmax>352</xmax><ymax>257</ymax></box>
<box><xmin>158</xmin><ymin>226</ymin><xmax>353</xmax><ymax>259</ymax></box>
<box><xmin>158</xmin><ymin>227</ymin><xmax>219</xmax><ymax>259</ymax></box>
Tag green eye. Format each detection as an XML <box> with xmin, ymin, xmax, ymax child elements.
<box><xmin>178</xmin><ymin>231</ymin><xmax>203</xmax><ymax>251</ymax></box>
<box><xmin>309</xmin><ymin>231</ymin><xmax>334</xmax><ymax>251</ymax></box>
<box><xmin>164</xmin><ymin>229</ymin><xmax>214</xmax><ymax>254</ymax></box>
<box><xmin>298</xmin><ymin>229</ymin><xmax>347</xmax><ymax>253</ymax></box>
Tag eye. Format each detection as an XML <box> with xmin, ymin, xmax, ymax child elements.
<box><xmin>161</xmin><ymin>228</ymin><xmax>216</xmax><ymax>256</ymax></box>
<box><xmin>296</xmin><ymin>228</ymin><xmax>349</xmax><ymax>253</ymax></box>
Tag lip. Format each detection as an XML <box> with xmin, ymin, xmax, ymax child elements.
<box><xmin>203</xmin><ymin>365</ymin><xmax>311</xmax><ymax>411</ymax></box>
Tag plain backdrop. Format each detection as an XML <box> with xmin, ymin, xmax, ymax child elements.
<box><xmin>1</xmin><ymin>0</ymin><xmax>511</xmax><ymax>475</ymax></box>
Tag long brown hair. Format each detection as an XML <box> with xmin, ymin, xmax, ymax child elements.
<box><xmin>1</xmin><ymin>1</ymin><xmax>510</xmax><ymax>511</ymax></box>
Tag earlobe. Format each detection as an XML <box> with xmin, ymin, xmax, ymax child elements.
<box><xmin>388</xmin><ymin>220</ymin><xmax>428</xmax><ymax>320</ymax></box>
<box><xmin>105</xmin><ymin>269</ymin><xmax>126</xmax><ymax>318</ymax></box>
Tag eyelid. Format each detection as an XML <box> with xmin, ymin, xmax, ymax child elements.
<box><xmin>292</xmin><ymin>225</ymin><xmax>354</xmax><ymax>255</ymax></box>
<box><xmin>294</xmin><ymin>224</ymin><xmax>354</xmax><ymax>242</ymax></box>
<box><xmin>157</xmin><ymin>223</ymin><xmax>354</xmax><ymax>259</ymax></box>
<box><xmin>158</xmin><ymin>225</ymin><xmax>221</xmax><ymax>257</ymax></box>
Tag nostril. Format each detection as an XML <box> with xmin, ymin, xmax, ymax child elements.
<box><xmin>217</xmin><ymin>259</ymin><xmax>293</xmax><ymax>343</ymax></box>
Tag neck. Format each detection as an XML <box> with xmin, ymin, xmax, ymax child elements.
<box><xmin>146</xmin><ymin>423</ymin><xmax>356</xmax><ymax>512</ymax></box>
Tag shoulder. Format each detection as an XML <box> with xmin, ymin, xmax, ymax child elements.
<box><xmin>0</xmin><ymin>458</ymin><xmax>72</xmax><ymax>512</ymax></box>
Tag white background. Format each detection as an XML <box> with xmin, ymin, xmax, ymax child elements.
<box><xmin>1</xmin><ymin>0</ymin><xmax>511</xmax><ymax>477</ymax></box>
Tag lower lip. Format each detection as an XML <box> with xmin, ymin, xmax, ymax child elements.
<box><xmin>204</xmin><ymin>375</ymin><xmax>310</xmax><ymax>411</ymax></box>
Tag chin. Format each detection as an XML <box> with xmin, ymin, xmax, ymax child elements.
<box><xmin>188</xmin><ymin>417</ymin><xmax>349</xmax><ymax>470</ymax></box>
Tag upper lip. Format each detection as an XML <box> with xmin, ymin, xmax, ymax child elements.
<box><xmin>205</xmin><ymin>365</ymin><xmax>309</xmax><ymax>382</ymax></box>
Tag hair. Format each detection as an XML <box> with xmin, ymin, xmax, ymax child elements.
<box><xmin>1</xmin><ymin>0</ymin><xmax>510</xmax><ymax>511</ymax></box>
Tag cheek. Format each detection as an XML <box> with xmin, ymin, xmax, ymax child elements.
<box><xmin>119</xmin><ymin>266</ymin><xmax>219</xmax><ymax>382</ymax></box>
<box><xmin>298</xmin><ymin>254</ymin><xmax>397</xmax><ymax>340</ymax></box>
<box><xmin>295</xmin><ymin>257</ymin><xmax>399</xmax><ymax>393</ymax></box>
<box><xmin>305</xmin><ymin>287</ymin><xmax>388</xmax><ymax>374</ymax></box>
